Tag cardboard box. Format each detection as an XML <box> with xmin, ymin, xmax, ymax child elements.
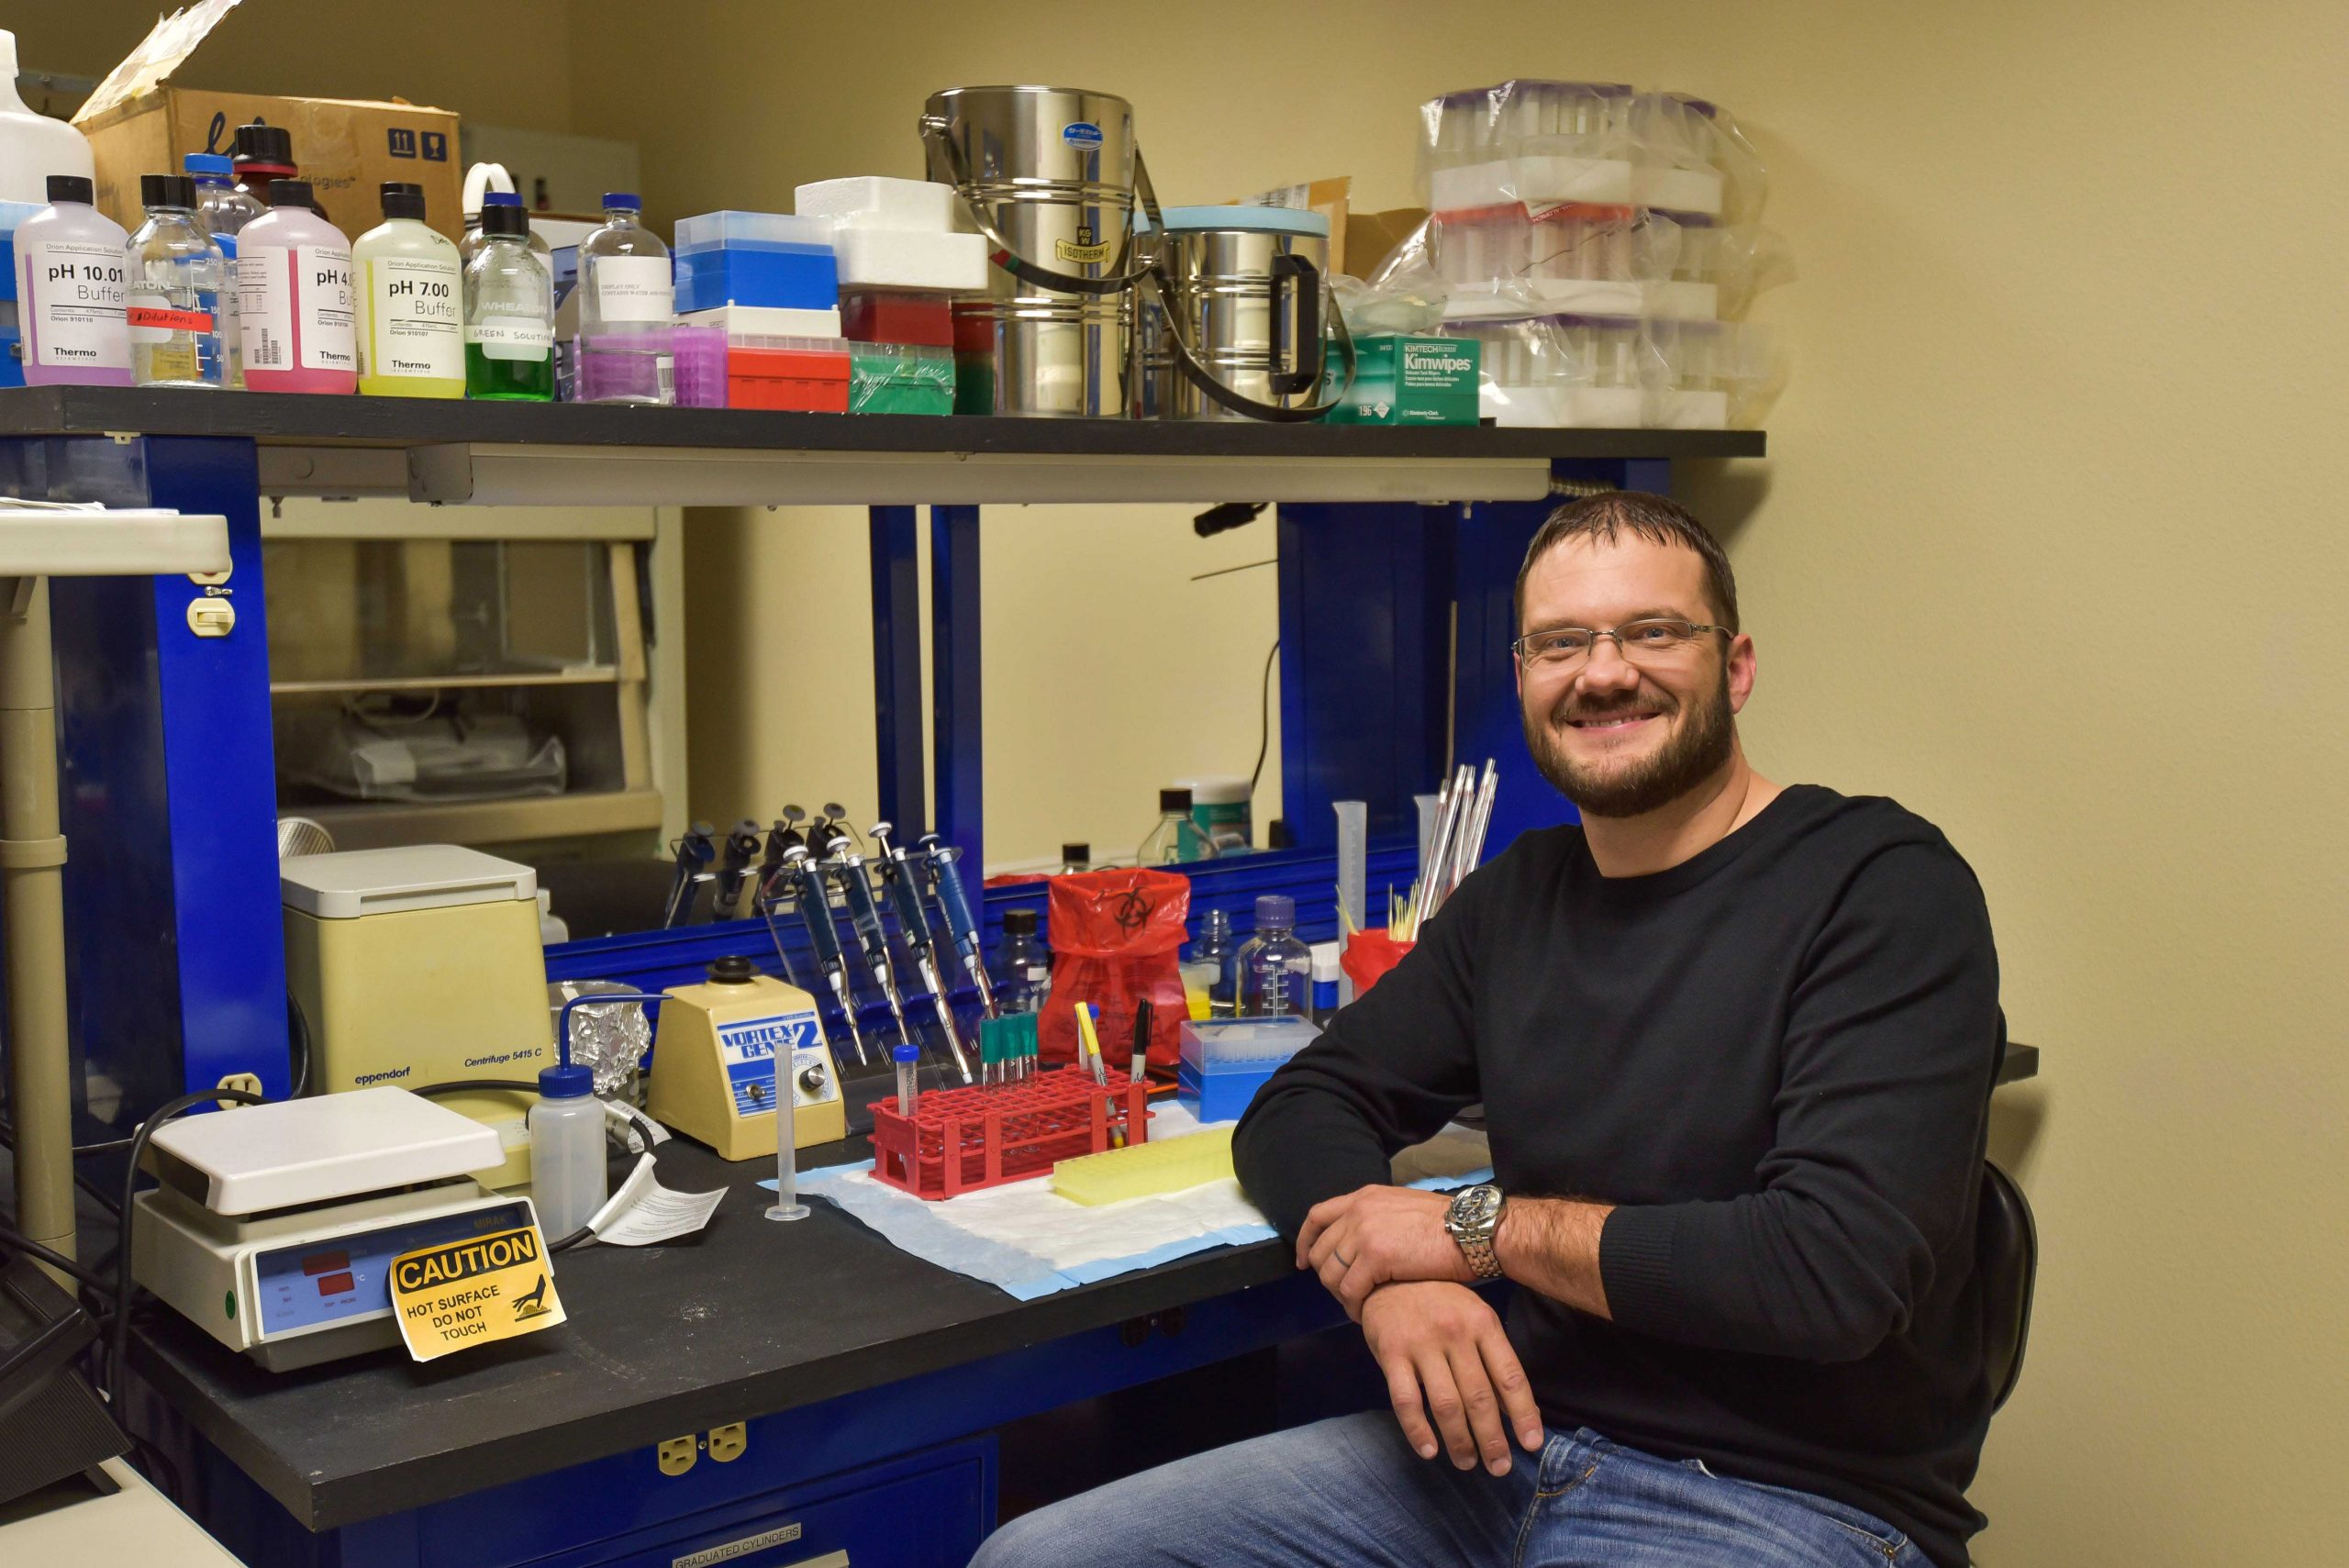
<box><xmin>1343</xmin><ymin>207</ymin><xmax>1431</xmax><ymax>282</ymax></box>
<box><xmin>1323</xmin><ymin>334</ymin><xmax>1481</xmax><ymax>426</ymax></box>
<box><xmin>72</xmin><ymin>6</ymin><xmax>461</xmax><ymax>241</ymax></box>
<box><xmin>1234</xmin><ymin>175</ymin><xmax>1352</xmax><ymax>274</ymax></box>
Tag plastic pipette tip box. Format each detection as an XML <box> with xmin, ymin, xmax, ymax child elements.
<box><xmin>1177</xmin><ymin>1016</ymin><xmax>1319</xmax><ymax>1123</ymax></box>
<box><xmin>674</xmin><ymin>248</ymin><xmax>841</xmax><ymax>315</ymax></box>
<box><xmin>1052</xmin><ymin>1125</ymin><xmax>1236</xmax><ymax>1207</ymax></box>
<box><xmin>841</xmin><ymin>289</ymin><xmax>954</xmax><ymax>348</ymax></box>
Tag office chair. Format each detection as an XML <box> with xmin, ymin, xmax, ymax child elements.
<box><xmin>1978</xmin><ymin>1160</ymin><xmax>2037</xmax><ymax>1412</ymax></box>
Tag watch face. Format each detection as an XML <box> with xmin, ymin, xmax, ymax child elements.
<box><xmin>1453</xmin><ymin>1184</ymin><xmax>1501</xmax><ymax>1227</ymax></box>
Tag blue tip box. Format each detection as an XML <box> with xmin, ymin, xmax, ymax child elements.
<box><xmin>1176</xmin><ymin>1015</ymin><xmax>1321</xmax><ymax>1123</ymax></box>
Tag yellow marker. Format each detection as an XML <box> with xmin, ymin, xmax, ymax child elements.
<box><xmin>1074</xmin><ymin>1001</ymin><xmax>1108</xmax><ymax>1085</ymax></box>
<box><xmin>389</xmin><ymin>1222</ymin><xmax>565</xmax><ymax>1362</ymax></box>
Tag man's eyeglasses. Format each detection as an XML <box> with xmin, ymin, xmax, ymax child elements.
<box><xmin>1511</xmin><ymin>617</ymin><xmax>1731</xmax><ymax>670</ymax></box>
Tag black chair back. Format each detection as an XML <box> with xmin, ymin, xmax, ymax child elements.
<box><xmin>1976</xmin><ymin>1161</ymin><xmax>2037</xmax><ymax>1410</ymax></box>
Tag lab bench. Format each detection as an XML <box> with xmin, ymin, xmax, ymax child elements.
<box><xmin>99</xmin><ymin>1039</ymin><xmax>2036</xmax><ymax>1568</ymax></box>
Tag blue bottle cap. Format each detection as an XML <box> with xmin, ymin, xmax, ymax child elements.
<box><xmin>603</xmin><ymin>192</ymin><xmax>641</xmax><ymax>210</ymax></box>
<box><xmin>184</xmin><ymin>152</ymin><xmax>233</xmax><ymax>179</ymax></box>
<box><xmin>1255</xmin><ymin>894</ymin><xmax>1295</xmax><ymax>925</ymax></box>
<box><xmin>540</xmin><ymin>1062</ymin><xmax>594</xmax><ymax>1097</ymax></box>
<box><xmin>894</xmin><ymin>1045</ymin><xmax>921</xmax><ymax>1064</ymax></box>
<box><xmin>483</xmin><ymin>190</ymin><xmax>523</xmax><ymax>207</ymax></box>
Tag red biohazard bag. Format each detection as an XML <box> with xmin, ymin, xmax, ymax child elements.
<box><xmin>1040</xmin><ymin>868</ymin><xmax>1191</xmax><ymax>1072</ymax></box>
<box><xmin>1339</xmin><ymin>929</ymin><xmax>1415</xmax><ymax>996</ymax></box>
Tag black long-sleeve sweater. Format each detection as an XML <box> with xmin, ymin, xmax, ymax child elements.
<box><xmin>1234</xmin><ymin>785</ymin><xmax>2006</xmax><ymax>1568</ymax></box>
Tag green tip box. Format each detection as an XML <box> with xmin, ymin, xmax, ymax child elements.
<box><xmin>1322</xmin><ymin>334</ymin><xmax>1482</xmax><ymax>425</ymax></box>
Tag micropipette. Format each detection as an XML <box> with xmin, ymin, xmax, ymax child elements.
<box><xmin>779</xmin><ymin>843</ymin><xmax>870</xmax><ymax>1066</ymax></box>
<box><xmin>714</xmin><ymin>818</ymin><xmax>763</xmax><ymax>920</ymax></box>
<box><xmin>662</xmin><ymin>822</ymin><xmax>718</xmax><ymax>928</ymax></box>
<box><xmin>827</xmin><ymin>838</ymin><xmax>919</xmax><ymax>1064</ymax></box>
<box><xmin>916</xmin><ymin>832</ymin><xmax>1000</xmax><ymax>1021</ymax></box>
<box><xmin>870</xmin><ymin>823</ymin><xmax>974</xmax><ymax>1084</ymax></box>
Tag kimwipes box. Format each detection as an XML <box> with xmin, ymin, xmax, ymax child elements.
<box><xmin>71</xmin><ymin>1</ymin><xmax>462</xmax><ymax>241</ymax></box>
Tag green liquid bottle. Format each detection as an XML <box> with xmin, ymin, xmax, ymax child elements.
<box><xmin>462</xmin><ymin>194</ymin><xmax>553</xmax><ymax>401</ymax></box>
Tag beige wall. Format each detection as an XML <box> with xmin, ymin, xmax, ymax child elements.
<box><xmin>578</xmin><ymin>2</ymin><xmax>2349</xmax><ymax>1562</ymax></box>
<box><xmin>14</xmin><ymin>3</ymin><xmax>579</xmax><ymax>131</ymax></box>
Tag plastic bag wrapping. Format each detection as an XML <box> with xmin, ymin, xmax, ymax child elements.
<box><xmin>548</xmin><ymin>980</ymin><xmax>652</xmax><ymax>1101</ymax></box>
<box><xmin>1419</xmin><ymin>80</ymin><xmax>1643</xmax><ymax>214</ymax></box>
<box><xmin>1445</xmin><ymin>313</ymin><xmax>1643</xmax><ymax>428</ymax></box>
<box><xmin>1646</xmin><ymin>214</ymin><xmax>1797</xmax><ymax>321</ymax></box>
<box><xmin>278</xmin><ymin>704</ymin><xmax>567</xmax><ymax>803</ymax></box>
<box><xmin>1630</xmin><ymin>92</ymin><xmax>1769</xmax><ymax>225</ymax></box>
<box><xmin>1641</xmin><ymin>320</ymin><xmax>1788</xmax><ymax>430</ymax></box>
<box><xmin>1335</xmin><ymin>230</ymin><xmax>1448</xmax><ymax>335</ymax></box>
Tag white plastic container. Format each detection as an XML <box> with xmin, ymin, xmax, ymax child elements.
<box><xmin>354</xmin><ymin>182</ymin><xmax>464</xmax><ymax>397</ymax></box>
<box><xmin>829</xmin><ymin>228</ymin><xmax>987</xmax><ymax>292</ymax></box>
<box><xmin>0</xmin><ymin>31</ymin><xmax>94</xmax><ymax>206</ymax></box>
<box><xmin>529</xmin><ymin>1062</ymin><xmax>607</xmax><ymax>1238</ymax></box>
<box><xmin>237</xmin><ymin>180</ymin><xmax>358</xmax><ymax>394</ymax></box>
<box><xmin>16</xmin><ymin>175</ymin><xmax>131</xmax><ymax>386</ymax></box>
<box><xmin>795</xmin><ymin>176</ymin><xmax>957</xmax><ymax>231</ymax></box>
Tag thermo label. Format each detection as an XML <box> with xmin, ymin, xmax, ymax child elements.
<box><xmin>467</xmin><ymin>317</ymin><xmax>554</xmax><ymax>360</ymax></box>
<box><xmin>366</xmin><ymin>255</ymin><xmax>462</xmax><ymax>378</ymax></box>
<box><xmin>591</xmin><ymin>255</ymin><xmax>673</xmax><ymax>323</ymax></box>
<box><xmin>240</xmin><ymin>243</ymin><xmax>357</xmax><ymax>373</ymax></box>
<box><xmin>21</xmin><ymin>240</ymin><xmax>130</xmax><ymax>371</ymax></box>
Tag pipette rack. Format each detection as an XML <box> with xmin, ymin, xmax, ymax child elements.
<box><xmin>869</xmin><ymin>1064</ymin><xmax>1151</xmax><ymax>1200</ymax></box>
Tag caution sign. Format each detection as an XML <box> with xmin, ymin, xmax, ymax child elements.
<box><xmin>388</xmin><ymin>1223</ymin><xmax>565</xmax><ymax>1362</ymax></box>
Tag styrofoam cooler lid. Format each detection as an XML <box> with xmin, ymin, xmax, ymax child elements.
<box><xmin>282</xmin><ymin>845</ymin><xmax>539</xmax><ymax>918</ymax></box>
<box><xmin>1142</xmin><ymin>205</ymin><xmax>1330</xmax><ymax>238</ymax></box>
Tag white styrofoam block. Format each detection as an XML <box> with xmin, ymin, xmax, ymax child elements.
<box><xmin>795</xmin><ymin>176</ymin><xmax>957</xmax><ymax>231</ymax></box>
<box><xmin>831</xmin><ymin>228</ymin><xmax>989</xmax><ymax>291</ymax></box>
<box><xmin>1647</xmin><ymin>388</ymin><xmax>1730</xmax><ymax>429</ymax></box>
<box><xmin>1479</xmin><ymin>383</ymin><xmax>1567</xmax><ymax>427</ymax></box>
<box><xmin>1430</xmin><ymin>155</ymin><xmax>1635</xmax><ymax>215</ymax></box>
<box><xmin>1641</xmin><ymin>280</ymin><xmax>1719</xmax><ymax>321</ymax></box>
<box><xmin>679</xmin><ymin>306</ymin><xmax>845</xmax><ymax>338</ymax></box>
<box><xmin>1632</xmin><ymin>165</ymin><xmax>1725</xmax><ymax>217</ymax></box>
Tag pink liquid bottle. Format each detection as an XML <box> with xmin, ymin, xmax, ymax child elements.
<box><xmin>236</xmin><ymin>180</ymin><xmax>357</xmax><ymax>395</ymax></box>
<box><xmin>17</xmin><ymin>175</ymin><xmax>133</xmax><ymax>387</ymax></box>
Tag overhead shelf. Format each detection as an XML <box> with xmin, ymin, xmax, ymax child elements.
<box><xmin>268</xmin><ymin>666</ymin><xmax>621</xmax><ymax>695</ymax></box>
<box><xmin>0</xmin><ymin>385</ymin><xmax>1765</xmax><ymax>507</ymax></box>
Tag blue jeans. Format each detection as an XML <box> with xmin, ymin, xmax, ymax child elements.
<box><xmin>971</xmin><ymin>1413</ymin><xmax>1929</xmax><ymax>1567</ymax></box>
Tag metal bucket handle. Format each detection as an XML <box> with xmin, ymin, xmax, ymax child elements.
<box><xmin>918</xmin><ymin>110</ymin><xmax>1163</xmax><ymax>295</ymax></box>
<box><xmin>1144</xmin><ymin>255</ymin><xmax>1358</xmax><ymax>424</ymax></box>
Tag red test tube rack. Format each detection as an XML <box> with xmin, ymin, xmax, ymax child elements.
<box><xmin>869</xmin><ymin>1064</ymin><xmax>1152</xmax><ymax>1200</ymax></box>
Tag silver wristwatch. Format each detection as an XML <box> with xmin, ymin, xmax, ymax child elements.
<box><xmin>1445</xmin><ymin>1184</ymin><xmax>1507</xmax><ymax>1281</ymax></box>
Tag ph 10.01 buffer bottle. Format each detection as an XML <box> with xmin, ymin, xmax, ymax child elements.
<box><xmin>355</xmin><ymin>181</ymin><xmax>462</xmax><ymax>397</ymax></box>
<box><xmin>16</xmin><ymin>175</ymin><xmax>131</xmax><ymax>386</ymax></box>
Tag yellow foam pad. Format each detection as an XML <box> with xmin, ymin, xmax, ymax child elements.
<box><xmin>1051</xmin><ymin>1126</ymin><xmax>1237</xmax><ymax>1207</ymax></box>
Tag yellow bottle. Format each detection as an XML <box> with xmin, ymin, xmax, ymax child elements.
<box><xmin>354</xmin><ymin>181</ymin><xmax>464</xmax><ymax>398</ymax></box>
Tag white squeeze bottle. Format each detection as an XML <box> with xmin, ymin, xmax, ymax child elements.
<box><xmin>17</xmin><ymin>175</ymin><xmax>130</xmax><ymax>386</ymax></box>
<box><xmin>354</xmin><ymin>181</ymin><xmax>463</xmax><ymax>397</ymax></box>
<box><xmin>529</xmin><ymin>1059</ymin><xmax>607</xmax><ymax>1239</ymax></box>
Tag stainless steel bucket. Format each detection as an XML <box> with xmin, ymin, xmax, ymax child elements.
<box><xmin>1137</xmin><ymin>208</ymin><xmax>1332</xmax><ymax>421</ymax></box>
<box><xmin>921</xmin><ymin>85</ymin><xmax>1141</xmax><ymax>417</ymax></box>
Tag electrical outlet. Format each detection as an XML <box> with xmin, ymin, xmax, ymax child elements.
<box><xmin>217</xmin><ymin>1073</ymin><xmax>262</xmax><ymax>1097</ymax></box>
<box><xmin>707</xmin><ymin>1422</ymin><xmax>747</xmax><ymax>1462</ymax></box>
<box><xmin>657</xmin><ymin>1436</ymin><xmax>697</xmax><ymax>1476</ymax></box>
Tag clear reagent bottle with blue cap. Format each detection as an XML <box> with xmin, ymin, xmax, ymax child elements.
<box><xmin>529</xmin><ymin>1058</ymin><xmax>607</xmax><ymax>1238</ymax></box>
<box><xmin>1237</xmin><ymin>895</ymin><xmax>1313</xmax><ymax>1017</ymax></box>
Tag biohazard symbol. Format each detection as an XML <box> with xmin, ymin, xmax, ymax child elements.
<box><xmin>1109</xmin><ymin>888</ymin><xmax>1152</xmax><ymax>936</ymax></box>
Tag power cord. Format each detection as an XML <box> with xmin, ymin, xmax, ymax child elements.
<box><xmin>108</xmin><ymin>1086</ymin><xmax>263</xmax><ymax>1406</ymax></box>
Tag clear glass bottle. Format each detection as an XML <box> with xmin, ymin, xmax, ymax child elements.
<box><xmin>995</xmin><ymin>907</ymin><xmax>1052</xmax><ymax>1015</ymax></box>
<box><xmin>1138</xmin><ymin>786</ymin><xmax>1215</xmax><ymax>865</ymax></box>
<box><xmin>355</xmin><ymin>181</ymin><xmax>463</xmax><ymax>398</ymax></box>
<box><xmin>185</xmin><ymin>153</ymin><xmax>252</xmax><ymax>388</ymax></box>
<box><xmin>574</xmin><ymin>191</ymin><xmax>674</xmax><ymax>405</ymax></box>
<box><xmin>1236</xmin><ymin>895</ymin><xmax>1313</xmax><ymax>1018</ymax></box>
<box><xmin>463</xmin><ymin>196</ymin><xmax>554</xmax><ymax>401</ymax></box>
<box><xmin>126</xmin><ymin>173</ymin><xmax>227</xmax><ymax>390</ymax></box>
<box><xmin>1058</xmin><ymin>842</ymin><xmax>1092</xmax><ymax>874</ymax></box>
<box><xmin>1180</xmin><ymin>906</ymin><xmax>1235</xmax><ymax>1020</ymax></box>
<box><xmin>461</xmin><ymin>188</ymin><xmax>554</xmax><ymax>270</ymax></box>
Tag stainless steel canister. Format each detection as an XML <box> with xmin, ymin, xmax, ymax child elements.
<box><xmin>922</xmin><ymin>85</ymin><xmax>1139</xmax><ymax>417</ymax></box>
<box><xmin>1136</xmin><ymin>207</ymin><xmax>1332</xmax><ymax>421</ymax></box>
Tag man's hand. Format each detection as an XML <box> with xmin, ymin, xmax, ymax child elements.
<box><xmin>1297</xmin><ymin>1184</ymin><xmax>1470</xmax><ymax>1318</ymax></box>
<box><xmin>1361</xmin><ymin>1282</ymin><xmax>1543</xmax><ymax>1475</ymax></box>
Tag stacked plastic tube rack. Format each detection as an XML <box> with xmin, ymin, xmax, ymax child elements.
<box><xmin>1381</xmin><ymin>79</ymin><xmax>1790</xmax><ymax>429</ymax></box>
<box><xmin>870</xmin><ymin>1065</ymin><xmax>1152</xmax><ymax>1200</ymax></box>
